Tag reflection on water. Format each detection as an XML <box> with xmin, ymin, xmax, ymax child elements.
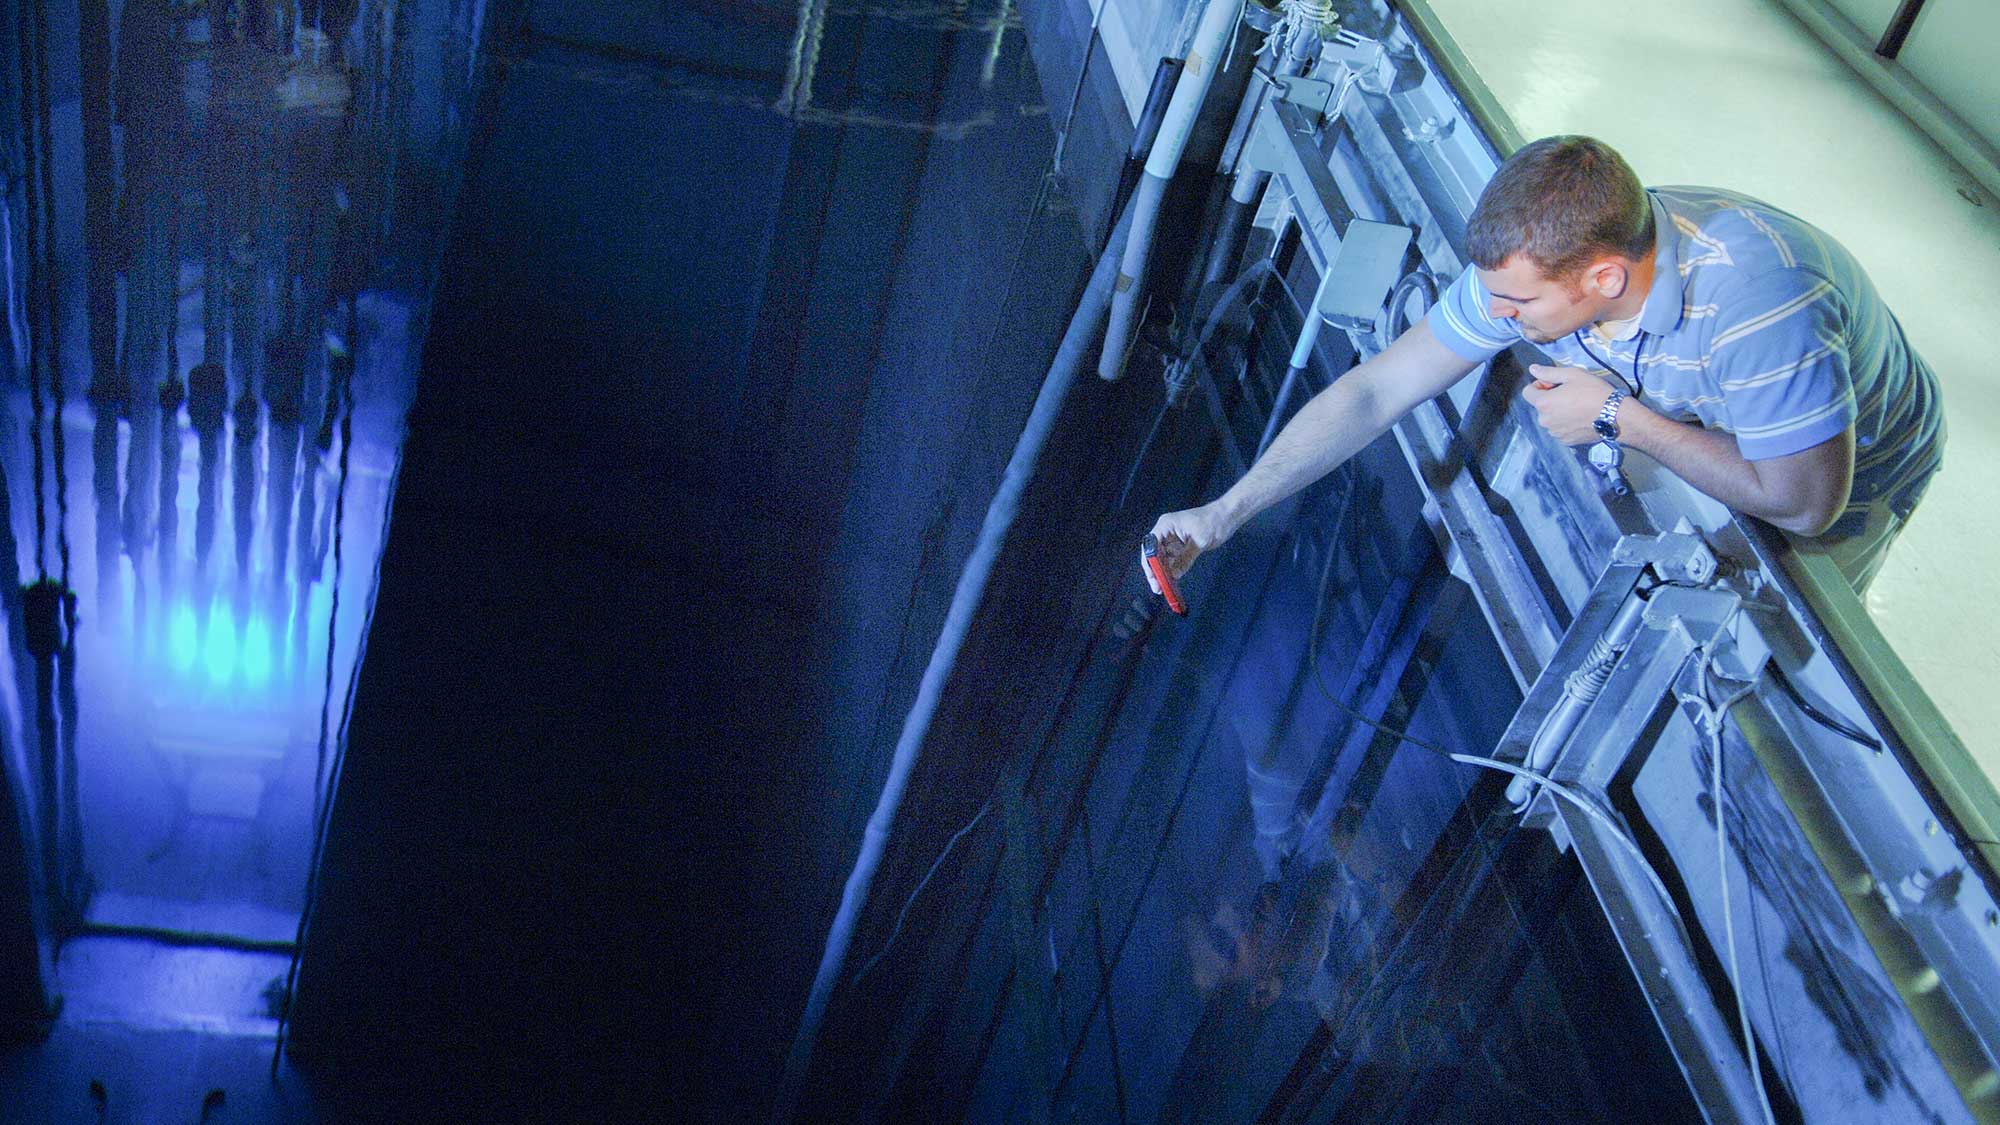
<box><xmin>1</xmin><ymin>0</ymin><xmax>487</xmax><ymax>944</ymax></box>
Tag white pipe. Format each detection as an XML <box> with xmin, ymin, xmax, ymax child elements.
<box><xmin>770</xmin><ymin>198</ymin><xmax>1138</xmax><ymax>1124</ymax></box>
<box><xmin>1288</xmin><ymin>257</ymin><xmax>1334</xmax><ymax>371</ymax></box>
<box><xmin>1253</xmin><ymin>255</ymin><xmax>1338</xmax><ymax>458</ymax></box>
<box><xmin>1098</xmin><ymin>0</ymin><xmax>1244</xmax><ymax>380</ymax></box>
<box><xmin>1145</xmin><ymin>0</ymin><xmax>1243</xmax><ymax>182</ymax></box>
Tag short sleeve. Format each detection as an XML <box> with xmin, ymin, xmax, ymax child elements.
<box><xmin>1710</xmin><ymin>269</ymin><xmax>1854</xmax><ymax>461</ymax></box>
<box><xmin>1423</xmin><ymin>267</ymin><xmax>1522</xmax><ymax>361</ymax></box>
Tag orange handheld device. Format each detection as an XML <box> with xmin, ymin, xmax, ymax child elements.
<box><xmin>1141</xmin><ymin>533</ymin><xmax>1188</xmax><ymax>616</ymax></box>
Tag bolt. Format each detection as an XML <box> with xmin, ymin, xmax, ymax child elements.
<box><xmin>1927</xmin><ymin>819</ymin><xmax>1941</xmax><ymax>837</ymax></box>
<box><xmin>1985</xmin><ymin>909</ymin><xmax>1998</xmax><ymax>927</ymax></box>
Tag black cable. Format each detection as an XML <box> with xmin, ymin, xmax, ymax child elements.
<box><xmin>31</xmin><ymin>0</ymin><xmax>67</xmax><ymax>592</ymax></box>
<box><xmin>17</xmin><ymin>0</ymin><xmax>47</xmax><ymax>582</ymax></box>
<box><xmin>1384</xmin><ymin>268</ymin><xmax>1436</xmax><ymax>339</ymax></box>
<box><xmin>272</xmin><ymin>297</ymin><xmax>356</xmax><ymax>1076</ymax></box>
<box><xmin>1767</xmin><ymin>663</ymin><xmax>1882</xmax><ymax>752</ymax></box>
<box><xmin>1114</xmin><ymin>258</ymin><xmax>1310</xmax><ymax>512</ymax></box>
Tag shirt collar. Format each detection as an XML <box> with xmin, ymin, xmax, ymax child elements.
<box><xmin>1635</xmin><ymin>190</ymin><xmax>1684</xmax><ymax>336</ymax></box>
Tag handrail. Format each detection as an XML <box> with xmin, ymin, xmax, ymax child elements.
<box><xmin>1739</xmin><ymin>518</ymin><xmax>2000</xmax><ymax>887</ymax></box>
<box><xmin>1391</xmin><ymin>0</ymin><xmax>1524</xmax><ymax>159</ymax></box>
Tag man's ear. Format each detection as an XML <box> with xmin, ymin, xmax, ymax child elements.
<box><xmin>1586</xmin><ymin>259</ymin><xmax>1630</xmax><ymax>300</ymax></box>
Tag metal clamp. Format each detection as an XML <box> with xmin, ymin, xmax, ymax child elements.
<box><xmin>1609</xmin><ymin>529</ymin><xmax>1721</xmax><ymax>588</ymax></box>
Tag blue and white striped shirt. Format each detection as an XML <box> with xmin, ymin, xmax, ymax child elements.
<box><xmin>1427</xmin><ymin>187</ymin><xmax>1944</xmax><ymax>537</ymax></box>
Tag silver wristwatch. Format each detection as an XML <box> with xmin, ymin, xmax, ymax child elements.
<box><xmin>1588</xmin><ymin>390</ymin><xmax>1628</xmax><ymax>493</ymax></box>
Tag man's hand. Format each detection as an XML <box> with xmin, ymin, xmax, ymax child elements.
<box><xmin>1143</xmin><ymin>503</ymin><xmax>1238</xmax><ymax>594</ymax></box>
<box><xmin>1521</xmin><ymin>364</ymin><xmax>1617</xmax><ymax>446</ymax></box>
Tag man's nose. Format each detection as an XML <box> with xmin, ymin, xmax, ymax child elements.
<box><xmin>1488</xmin><ymin>300</ymin><xmax>1516</xmax><ymax>319</ymax></box>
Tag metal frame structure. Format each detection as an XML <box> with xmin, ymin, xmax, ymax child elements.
<box><xmin>1220</xmin><ymin>3</ymin><xmax>2000</xmax><ymax>1118</ymax></box>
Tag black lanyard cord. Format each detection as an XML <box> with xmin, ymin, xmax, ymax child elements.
<box><xmin>1572</xmin><ymin>328</ymin><xmax>1649</xmax><ymax>399</ymax></box>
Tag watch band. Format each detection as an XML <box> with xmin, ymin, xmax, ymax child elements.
<box><xmin>1593</xmin><ymin>389</ymin><xmax>1626</xmax><ymax>442</ymax></box>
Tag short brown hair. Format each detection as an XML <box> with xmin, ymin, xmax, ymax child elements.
<box><xmin>1466</xmin><ymin>136</ymin><xmax>1654</xmax><ymax>281</ymax></box>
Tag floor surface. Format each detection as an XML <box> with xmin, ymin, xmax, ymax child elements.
<box><xmin>0</xmin><ymin>936</ymin><xmax>324</xmax><ymax>1123</ymax></box>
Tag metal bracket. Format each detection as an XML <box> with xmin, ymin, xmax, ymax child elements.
<box><xmin>1610</xmin><ymin>529</ymin><xmax>1721</xmax><ymax>588</ymax></box>
<box><xmin>1241</xmin><ymin>99</ymin><xmax>1349</xmax><ymax>250</ymax></box>
<box><xmin>1314</xmin><ymin>219</ymin><xmax>1412</xmax><ymax>331</ymax></box>
<box><xmin>1270</xmin><ymin>74</ymin><xmax>1336</xmax><ymax>122</ymax></box>
<box><xmin>1316</xmin><ymin>31</ymin><xmax>1388</xmax><ymax>95</ymax></box>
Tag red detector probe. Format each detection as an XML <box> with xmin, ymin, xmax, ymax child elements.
<box><xmin>1141</xmin><ymin>533</ymin><xmax>1188</xmax><ymax>616</ymax></box>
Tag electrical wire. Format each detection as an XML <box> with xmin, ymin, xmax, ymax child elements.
<box><xmin>272</xmin><ymin>298</ymin><xmax>359</xmax><ymax>1076</ymax></box>
<box><xmin>17</xmin><ymin>0</ymin><xmax>49</xmax><ymax>583</ymax></box>
<box><xmin>852</xmin><ymin>797</ymin><xmax>995</xmax><ymax>985</ymax></box>
<box><xmin>1046</xmin><ymin>0</ymin><xmax>1103</xmax><ymax>182</ymax></box>
<box><xmin>1768</xmin><ymin>662</ymin><xmax>1881</xmax><ymax>752</ymax></box>
<box><xmin>1682</xmin><ymin>645</ymin><xmax>1776</xmax><ymax>1125</ymax></box>
<box><xmin>30</xmin><ymin>0</ymin><xmax>68</xmax><ymax>593</ymax></box>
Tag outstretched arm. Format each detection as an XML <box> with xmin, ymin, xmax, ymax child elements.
<box><xmin>1144</xmin><ymin>319</ymin><xmax>1479</xmax><ymax>590</ymax></box>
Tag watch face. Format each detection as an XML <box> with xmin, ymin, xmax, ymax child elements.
<box><xmin>1593</xmin><ymin>416</ymin><xmax>1616</xmax><ymax>440</ymax></box>
<box><xmin>1588</xmin><ymin>440</ymin><xmax>1623</xmax><ymax>472</ymax></box>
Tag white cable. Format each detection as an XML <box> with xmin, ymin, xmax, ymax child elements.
<box><xmin>853</xmin><ymin>798</ymin><xmax>995</xmax><ymax>984</ymax></box>
<box><xmin>1443</xmin><ymin>752</ymin><xmax>1680</xmax><ymax>913</ymax></box>
<box><xmin>1327</xmin><ymin>66</ymin><xmax>1361</xmax><ymax>120</ymax></box>
<box><xmin>1223</xmin><ymin>0</ymin><xmax>1247</xmax><ymax>87</ymax></box>
<box><xmin>1279</xmin><ymin>0</ymin><xmax>1337</xmax><ymax>28</ymax></box>
<box><xmin>1687</xmin><ymin>649</ymin><xmax>1777</xmax><ymax>1125</ymax></box>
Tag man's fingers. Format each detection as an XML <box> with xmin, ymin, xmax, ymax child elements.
<box><xmin>1145</xmin><ymin>507</ymin><xmax>1221</xmax><ymax>596</ymax></box>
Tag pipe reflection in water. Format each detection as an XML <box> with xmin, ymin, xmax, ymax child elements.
<box><xmin>229</xmin><ymin>389</ymin><xmax>259</xmax><ymax>628</ymax></box>
<box><xmin>156</xmin><ymin>375</ymin><xmax>184</xmax><ymax>637</ymax></box>
<box><xmin>188</xmin><ymin>360</ymin><xmax>227</xmax><ymax>621</ymax></box>
<box><xmin>87</xmin><ymin>373</ymin><xmax>125</xmax><ymax>627</ymax></box>
<box><xmin>264</xmin><ymin>339</ymin><xmax>304</xmax><ymax>635</ymax></box>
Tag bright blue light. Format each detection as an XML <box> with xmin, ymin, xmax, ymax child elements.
<box><xmin>169</xmin><ymin>604</ymin><xmax>198</xmax><ymax>674</ymax></box>
<box><xmin>243</xmin><ymin>617</ymin><xmax>272</xmax><ymax>688</ymax></box>
<box><xmin>205</xmin><ymin>605</ymin><xmax>237</xmax><ymax>685</ymax></box>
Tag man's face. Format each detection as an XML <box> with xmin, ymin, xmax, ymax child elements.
<box><xmin>1476</xmin><ymin>255</ymin><xmax>1613</xmax><ymax>344</ymax></box>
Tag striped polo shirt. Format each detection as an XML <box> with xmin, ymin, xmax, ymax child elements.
<box><xmin>1426</xmin><ymin>187</ymin><xmax>1944</xmax><ymax>539</ymax></box>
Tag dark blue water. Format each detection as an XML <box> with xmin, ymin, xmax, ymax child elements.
<box><xmin>0</xmin><ymin>1</ymin><xmax>1698</xmax><ymax>1120</ymax></box>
